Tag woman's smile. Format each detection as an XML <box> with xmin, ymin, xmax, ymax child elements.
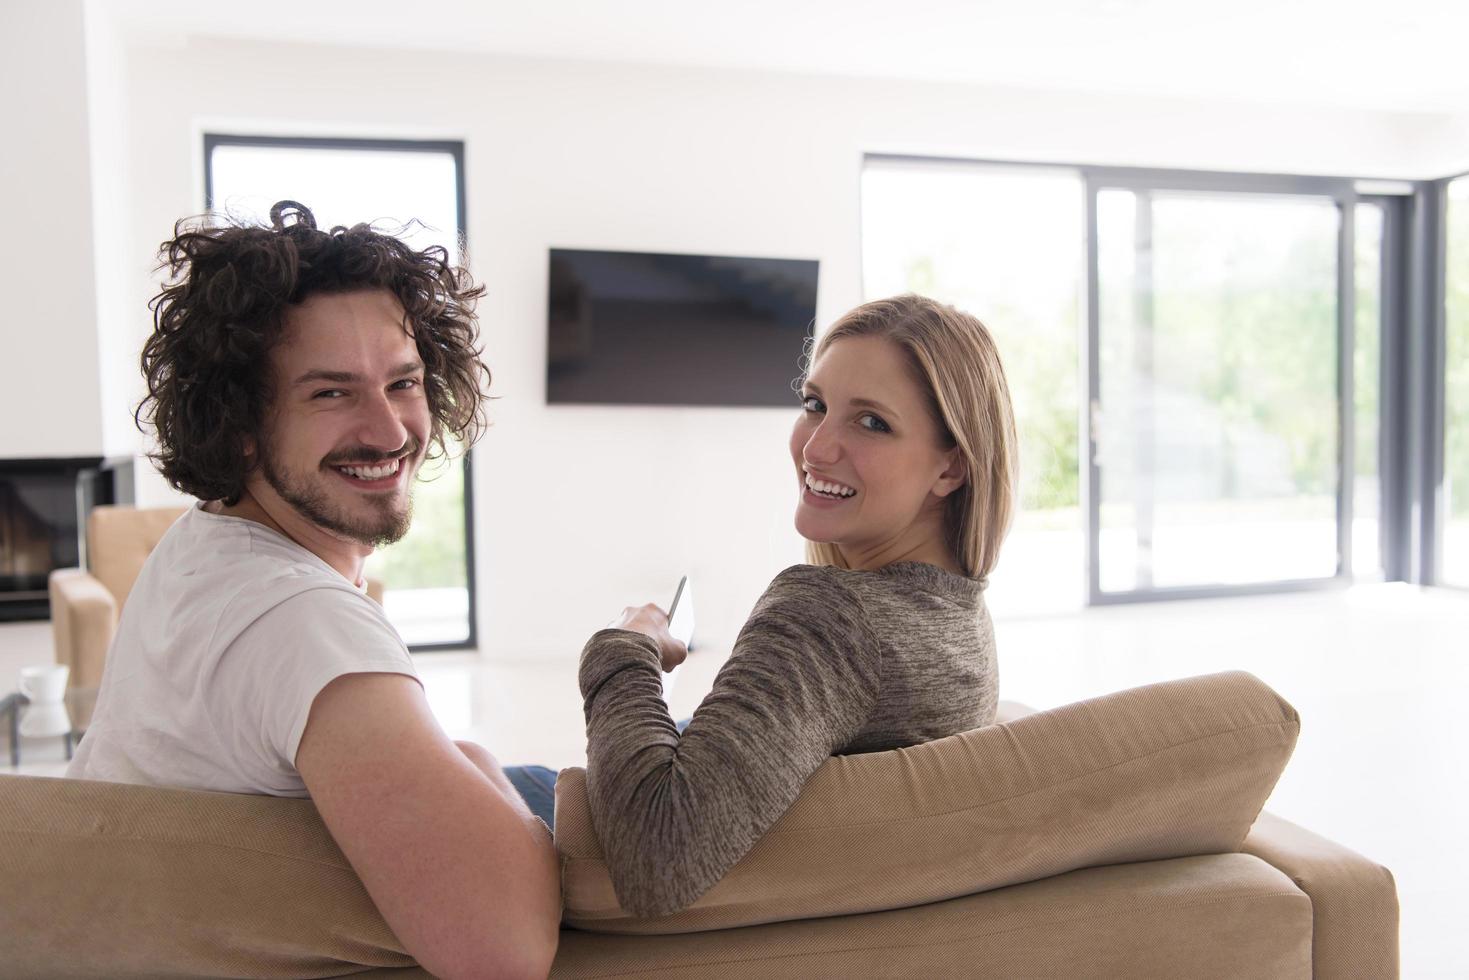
<box><xmin>803</xmin><ymin>471</ymin><xmax>858</xmax><ymax>501</ymax></box>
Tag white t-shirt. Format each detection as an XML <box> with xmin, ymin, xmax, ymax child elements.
<box><xmin>66</xmin><ymin>503</ymin><xmax>418</xmax><ymax>797</ymax></box>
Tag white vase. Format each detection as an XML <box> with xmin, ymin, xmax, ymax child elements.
<box><xmin>20</xmin><ymin>702</ymin><xmax>72</xmax><ymax>739</ymax></box>
<box><xmin>19</xmin><ymin>664</ymin><xmax>69</xmax><ymax>704</ymax></box>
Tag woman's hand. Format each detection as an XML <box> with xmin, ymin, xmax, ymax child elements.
<box><xmin>608</xmin><ymin>604</ymin><xmax>688</xmax><ymax>672</ymax></box>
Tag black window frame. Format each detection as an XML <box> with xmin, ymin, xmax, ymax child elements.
<box><xmin>202</xmin><ymin>133</ymin><xmax>480</xmax><ymax>650</ymax></box>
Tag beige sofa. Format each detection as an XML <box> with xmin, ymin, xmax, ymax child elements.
<box><xmin>0</xmin><ymin>671</ymin><xmax>1397</xmax><ymax>978</ymax></box>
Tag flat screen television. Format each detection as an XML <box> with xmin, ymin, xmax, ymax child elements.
<box><xmin>547</xmin><ymin>248</ymin><xmax>819</xmax><ymax>406</ymax></box>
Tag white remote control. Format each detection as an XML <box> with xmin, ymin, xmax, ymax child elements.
<box><xmin>663</xmin><ymin>575</ymin><xmax>694</xmax><ymax>700</ymax></box>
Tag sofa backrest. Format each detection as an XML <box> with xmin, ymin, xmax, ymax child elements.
<box><xmin>87</xmin><ymin>505</ymin><xmax>189</xmax><ymax>608</ymax></box>
<box><xmin>556</xmin><ymin>669</ymin><xmax>1300</xmax><ymax>934</ymax></box>
<box><xmin>0</xmin><ymin>772</ymin><xmax>412</xmax><ymax>977</ymax></box>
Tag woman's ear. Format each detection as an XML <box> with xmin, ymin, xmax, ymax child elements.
<box><xmin>931</xmin><ymin>448</ymin><xmax>967</xmax><ymax>499</ymax></box>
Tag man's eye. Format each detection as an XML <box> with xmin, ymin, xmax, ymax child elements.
<box><xmin>801</xmin><ymin>395</ymin><xmax>824</xmax><ymax>413</ymax></box>
<box><xmin>313</xmin><ymin>389</ymin><xmax>346</xmax><ymax>400</ymax></box>
<box><xmin>391</xmin><ymin>378</ymin><xmax>421</xmax><ymax>391</ymax></box>
<box><xmin>859</xmin><ymin>414</ymin><xmax>891</xmax><ymax>433</ymax></box>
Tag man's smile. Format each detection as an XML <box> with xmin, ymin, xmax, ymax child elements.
<box><xmin>333</xmin><ymin>457</ymin><xmax>404</xmax><ymax>482</ymax></box>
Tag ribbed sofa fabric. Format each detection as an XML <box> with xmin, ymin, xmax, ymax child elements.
<box><xmin>557</xmin><ymin>670</ymin><xmax>1300</xmax><ymax>933</ymax></box>
<box><xmin>549</xmin><ymin>853</ymin><xmax>1313</xmax><ymax>980</ymax></box>
<box><xmin>0</xmin><ymin>776</ymin><xmax>413</xmax><ymax>978</ymax></box>
<box><xmin>1243</xmin><ymin>811</ymin><xmax>1400</xmax><ymax>979</ymax></box>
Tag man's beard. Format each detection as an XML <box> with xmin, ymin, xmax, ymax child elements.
<box><xmin>260</xmin><ymin>443</ymin><xmax>416</xmax><ymax>548</ymax></box>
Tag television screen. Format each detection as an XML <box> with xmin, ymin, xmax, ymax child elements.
<box><xmin>547</xmin><ymin>248</ymin><xmax>819</xmax><ymax>406</ymax></box>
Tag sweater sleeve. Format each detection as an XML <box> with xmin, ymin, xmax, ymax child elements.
<box><xmin>578</xmin><ymin>564</ymin><xmax>883</xmax><ymax>917</ymax></box>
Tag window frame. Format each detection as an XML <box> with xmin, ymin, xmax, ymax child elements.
<box><xmin>1428</xmin><ymin>171</ymin><xmax>1469</xmax><ymax>590</ymax></box>
<box><xmin>1081</xmin><ymin>167</ymin><xmax>1356</xmax><ymax>604</ymax></box>
<box><xmin>202</xmin><ymin>133</ymin><xmax>480</xmax><ymax>650</ymax></box>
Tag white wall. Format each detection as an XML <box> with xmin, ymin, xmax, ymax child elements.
<box><xmin>84</xmin><ymin>2</ymin><xmax>144</xmax><ymax>459</ymax></box>
<box><xmin>1419</xmin><ymin>112</ymin><xmax>1469</xmax><ymax>178</ymax></box>
<box><xmin>0</xmin><ymin>0</ymin><xmax>103</xmax><ymax>459</ymax></box>
<box><xmin>76</xmin><ymin>32</ymin><xmax>1469</xmax><ymax>657</ymax></box>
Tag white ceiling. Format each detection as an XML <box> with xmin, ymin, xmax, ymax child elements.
<box><xmin>98</xmin><ymin>0</ymin><xmax>1469</xmax><ymax>114</ymax></box>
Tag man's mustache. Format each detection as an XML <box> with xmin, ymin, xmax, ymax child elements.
<box><xmin>323</xmin><ymin>439</ymin><xmax>421</xmax><ymax>467</ymax></box>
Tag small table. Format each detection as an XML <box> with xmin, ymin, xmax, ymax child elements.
<box><xmin>1</xmin><ymin>692</ymin><xmax>23</xmax><ymax>767</ymax></box>
<box><xmin>1</xmin><ymin>691</ymin><xmax>82</xmax><ymax>767</ymax></box>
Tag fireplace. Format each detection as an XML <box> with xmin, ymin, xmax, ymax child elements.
<box><xmin>0</xmin><ymin>458</ymin><xmax>128</xmax><ymax>622</ymax></box>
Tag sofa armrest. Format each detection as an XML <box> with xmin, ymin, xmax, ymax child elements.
<box><xmin>48</xmin><ymin>569</ymin><xmax>117</xmax><ymax>689</ymax></box>
<box><xmin>1243</xmin><ymin>811</ymin><xmax>1399</xmax><ymax>979</ymax></box>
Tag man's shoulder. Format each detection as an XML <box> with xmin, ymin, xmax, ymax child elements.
<box><xmin>219</xmin><ymin>569</ymin><xmax>389</xmax><ymax>655</ymax></box>
<box><xmin>130</xmin><ymin>510</ymin><xmax>385</xmax><ymax>654</ymax></box>
<box><xmin>153</xmin><ymin>505</ymin><xmax>367</xmax><ymax>604</ymax></box>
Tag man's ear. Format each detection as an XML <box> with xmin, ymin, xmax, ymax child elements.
<box><xmin>240</xmin><ymin>434</ymin><xmax>259</xmax><ymax>472</ymax></box>
<box><xmin>931</xmin><ymin>448</ymin><xmax>967</xmax><ymax>499</ymax></box>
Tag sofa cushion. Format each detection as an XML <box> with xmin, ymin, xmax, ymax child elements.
<box><xmin>556</xmin><ymin>670</ymin><xmax>1299</xmax><ymax>934</ymax></box>
<box><xmin>551</xmin><ymin>853</ymin><xmax>1312</xmax><ymax>979</ymax></box>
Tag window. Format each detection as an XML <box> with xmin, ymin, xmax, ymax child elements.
<box><xmin>864</xmin><ymin>157</ymin><xmax>1387</xmax><ymax>607</ymax></box>
<box><xmin>1095</xmin><ymin>189</ymin><xmax>1341</xmax><ymax>591</ymax></box>
<box><xmin>205</xmin><ymin>135</ymin><xmax>476</xmax><ymax>648</ymax></box>
<box><xmin>1445</xmin><ymin>176</ymin><xmax>1469</xmax><ymax>587</ymax></box>
<box><xmin>863</xmin><ymin>160</ymin><xmax>1085</xmax><ymax>613</ymax></box>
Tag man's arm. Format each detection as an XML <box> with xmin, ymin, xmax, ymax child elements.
<box><xmin>296</xmin><ymin>672</ymin><xmax>560</xmax><ymax>980</ymax></box>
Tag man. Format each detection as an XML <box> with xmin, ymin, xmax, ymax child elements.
<box><xmin>67</xmin><ymin>201</ymin><xmax>560</xmax><ymax>979</ymax></box>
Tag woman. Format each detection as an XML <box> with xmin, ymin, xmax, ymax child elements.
<box><xmin>579</xmin><ymin>294</ymin><xmax>1018</xmax><ymax>916</ymax></box>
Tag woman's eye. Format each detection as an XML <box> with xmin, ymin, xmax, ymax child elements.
<box><xmin>859</xmin><ymin>414</ymin><xmax>891</xmax><ymax>433</ymax></box>
<box><xmin>801</xmin><ymin>395</ymin><xmax>824</xmax><ymax>413</ymax></box>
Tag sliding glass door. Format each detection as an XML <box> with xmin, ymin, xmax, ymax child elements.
<box><xmin>1087</xmin><ymin>179</ymin><xmax>1353</xmax><ymax>599</ymax></box>
<box><xmin>863</xmin><ymin>157</ymin><xmax>1395</xmax><ymax>609</ymax></box>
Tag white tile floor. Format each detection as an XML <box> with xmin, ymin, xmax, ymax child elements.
<box><xmin>4</xmin><ymin>583</ymin><xmax>1466</xmax><ymax>976</ymax></box>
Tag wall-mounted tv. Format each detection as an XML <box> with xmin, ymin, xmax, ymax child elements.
<box><xmin>547</xmin><ymin>248</ymin><xmax>819</xmax><ymax>407</ymax></box>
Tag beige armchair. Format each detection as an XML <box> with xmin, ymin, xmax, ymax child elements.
<box><xmin>47</xmin><ymin>505</ymin><xmax>385</xmax><ymax>705</ymax></box>
<box><xmin>48</xmin><ymin>506</ymin><xmax>188</xmax><ymax>693</ymax></box>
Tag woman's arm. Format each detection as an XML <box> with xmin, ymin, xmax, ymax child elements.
<box><xmin>579</xmin><ymin>565</ymin><xmax>882</xmax><ymax>916</ymax></box>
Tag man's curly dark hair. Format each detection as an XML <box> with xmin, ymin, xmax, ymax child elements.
<box><xmin>138</xmin><ymin>200</ymin><xmax>490</xmax><ymax>505</ymax></box>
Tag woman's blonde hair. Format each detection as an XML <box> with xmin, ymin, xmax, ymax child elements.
<box><xmin>802</xmin><ymin>294</ymin><xmax>1018</xmax><ymax>582</ymax></box>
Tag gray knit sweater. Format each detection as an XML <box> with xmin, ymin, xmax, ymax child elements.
<box><xmin>578</xmin><ymin>561</ymin><xmax>997</xmax><ymax>916</ymax></box>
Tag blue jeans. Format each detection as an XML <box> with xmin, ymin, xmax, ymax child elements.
<box><xmin>505</xmin><ymin>765</ymin><xmax>558</xmax><ymax>829</ymax></box>
<box><xmin>507</xmin><ymin>718</ymin><xmax>691</xmax><ymax>831</ymax></box>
